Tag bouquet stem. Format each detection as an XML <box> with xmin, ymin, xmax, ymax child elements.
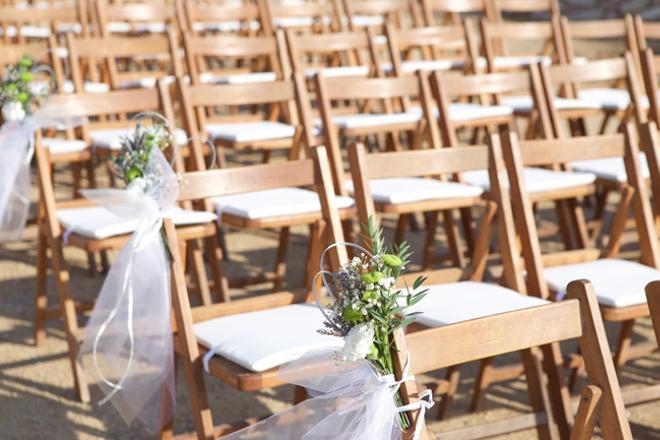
<box><xmin>375</xmin><ymin>330</ymin><xmax>411</xmax><ymax>430</ymax></box>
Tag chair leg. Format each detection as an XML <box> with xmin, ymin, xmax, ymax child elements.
<box><xmin>590</xmin><ymin>188</ymin><xmax>610</xmax><ymax>245</ymax></box>
<box><xmin>50</xmin><ymin>235</ymin><xmax>90</xmax><ymax>403</ymax></box>
<box><xmin>85</xmin><ymin>158</ymin><xmax>96</xmax><ymax>189</ymax></box>
<box><xmin>205</xmin><ymin>235</ymin><xmax>229</xmax><ymax>303</ymax></box>
<box><xmin>521</xmin><ymin>348</ymin><xmax>559</xmax><ymax>440</ymax></box>
<box><xmin>469</xmin><ymin>357</ymin><xmax>494</xmax><ymax>412</ymax></box>
<box><xmin>394</xmin><ymin>214</ymin><xmax>409</xmax><ymax>245</ymax></box>
<box><xmin>34</xmin><ymin>229</ymin><xmax>48</xmax><ymax>346</ymax></box>
<box><xmin>566</xmin><ymin>197</ymin><xmax>590</xmax><ymax>249</ymax></box>
<box><xmin>540</xmin><ymin>343</ymin><xmax>573</xmax><ymax>439</ymax></box>
<box><xmin>188</xmin><ymin>240</ymin><xmax>212</xmax><ymax>306</ymax></box>
<box><xmin>180</xmin><ymin>351</ymin><xmax>215</xmax><ymax>439</ymax></box>
<box><xmin>273</xmin><ymin>227</ymin><xmax>290</xmax><ymax>291</ymax></box>
<box><xmin>459</xmin><ymin>206</ymin><xmax>475</xmax><ymax>255</ymax></box>
<box><xmin>158</xmin><ymin>354</ymin><xmax>178</xmax><ymax>440</ymax></box>
<box><xmin>442</xmin><ymin>210</ymin><xmax>465</xmax><ymax>268</ymax></box>
<box><xmin>71</xmin><ymin>162</ymin><xmax>82</xmax><ymax>197</ymax></box>
<box><xmin>422</xmin><ymin>211</ymin><xmax>439</xmax><ymax>270</ymax></box>
<box><xmin>555</xmin><ymin>200</ymin><xmax>577</xmax><ymax>250</ymax></box>
<box><xmin>599</xmin><ymin>112</ymin><xmax>613</xmax><ymax>135</ymax></box>
<box><xmin>86</xmin><ymin>252</ymin><xmax>97</xmax><ymax>277</ymax></box>
<box><xmin>613</xmin><ymin>319</ymin><xmax>635</xmax><ymax>369</ymax></box>
<box><xmin>436</xmin><ymin>365</ymin><xmax>461</xmax><ymax>420</ymax></box>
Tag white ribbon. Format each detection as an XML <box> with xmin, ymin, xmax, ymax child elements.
<box><xmin>77</xmin><ymin>148</ymin><xmax>178</xmax><ymax>434</ymax></box>
<box><xmin>0</xmin><ymin>100</ymin><xmax>84</xmax><ymax>242</ymax></box>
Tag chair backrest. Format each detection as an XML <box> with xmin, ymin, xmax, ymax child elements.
<box><xmin>347</xmin><ymin>138</ymin><xmax>526</xmax><ymax>292</ymax></box>
<box><xmin>285</xmin><ymin>28</ymin><xmax>379</xmax><ymax>77</ymax></box>
<box><xmin>95</xmin><ymin>0</ymin><xmax>178</xmax><ymax>37</ymax></box>
<box><xmin>176</xmin><ymin>75</ymin><xmax>302</xmax><ymax>167</ymax></box>
<box><xmin>400</xmin><ymin>278</ymin><xmax>631</xmax><ymax>438</ymax></box>
<box><xmin>501</xmin><ymin>128</ymin><xmax>659</xmax><ymax>300</ymax></box>
<box><xmin>421</xmin><ymin>0</ymin><xmax>495</xmax><ymax>26</ymax></box>
<box><xmin>310</xmin><ymin>72</ymin><xmax>436</xmax><ymax>193</ymax></box>
<box><xmin>0</xmin><ymin>2</ymin><xmax>88</xmax><ymax>44</ymax></box>
<box><xmin>430</xmin><ymin>66</ymin><xmax>552</xmax><ymax>146</ymax></box>
<box><xmin>182</xmin><ymin>32</ymin><xmax>288</xmax><ymax>85</ymax></box>
<box><xmin>66</xmin><ymin>31</ymin><xmax>180</xmax><ymax>92</ymax></box>
<box><xmin>177</xmin><ymin>0</ymin><xmax>263</xmax><ymax>36</ymax></box>
<box><xmin>479</xmin><ymin>18</ymin><xmax>562</xmax><ymax>71</ymax></box>
<box><xmin>639</xmin><ymin>48</ymin><xmax>660</xmax><ymax>126</ymax></box>
<box><xmin>490</xmin><ymin>0</ymin><xmax>560</xmax><ymax>21</ymax></box>
<box><xmin>539</xmin><ymin>57</ymin><xmax>635</xmax><ymax>135</ymax></box>
<box><xmin>258</xmin><ymin>0</ymin><xmax>343</xmax><ymax>34</ymax></box>
<box><xmin>342</xmin><ymin>0</ymin><xmax>419</xmax><ymax>32</ymax></box>
<box><xmin>559</xmin><ymin>15</ymin><xmax>638</xmax><ymax>64</ymax></box>
<box><xmin>384</xmin><ymin>24</ymin><xmax>474</xmax><ymax>76</ymax></box>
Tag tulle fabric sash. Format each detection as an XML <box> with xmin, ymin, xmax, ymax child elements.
<box><xmin>0</xmin><ymin>102</ymin><xmax>84</xmax><ymax>242</ymax></box>
<box><xmin>221</xmin><ymin>352</ymin><xmax>434</xmax><ymax>440</ymax></box>
<box><xmin>77</xmin><ymin>149</ymin><xmax>178</xmax><ymax>433</ymax></box>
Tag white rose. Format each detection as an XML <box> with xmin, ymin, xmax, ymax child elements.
<box><xmin>2</xmin><ymin>101</ymin><xmax>26</xmax><ymax>122</ymax></box>
<box><xmin>339</xmin><ymin>323</ymin><xmax>374</xmax><ymax>362</ymax></box>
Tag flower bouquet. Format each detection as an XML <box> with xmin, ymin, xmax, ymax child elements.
<box><xmin>317</xmin><ymin>218</ymin><xmax>429</xmax><ymax>429</ymax></box>
<box><xmin>0</xmin><ymin>56</ymin><xmax>48</xmax><ymax>122</ymax></box>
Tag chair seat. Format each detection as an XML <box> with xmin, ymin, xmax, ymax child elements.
<box><xmin>57</xmin><ymin>206</ymin><xmax>216</xmax><ymax>240</ymax></box>
<box><xmin>62</xmin><ymin>80</ymin><xmax>110</xmax><ymax>94</ymax></box>
<box><xmin>303</xmin><ymin>65</ymin><xmax>370</xmax><ymax>79</ymax></box>
<box><xmin>212</xmin><ymin>187</ymin><xmax>355</xmax><ymax>220</ymax></box>
<box><xmin>407</xmin><ymin>281</ymin><xmax>548</xmax><ymax>327</ymax></box>
<box><xmin>206</xmin><ymin>121</ymin><xmax>296</xmax><ymax>143</ymax></box>
<box><xmin>90</xmin><ymin>127</ymin><xmax>188</xmax><ymax>150</ymax></box>
<box><xmin>380</xmin><ymin>59</ymin><xmax>462</xmax><ymax>73</ymax></box>
<box><xmin>194</xmin><ymin>303</ymin><xmax>344</xmax><ymax>372</ymax></box>
<box><xmin>577</xmin><ymin>88</ymin><xmax>649</xmax><ymax>111</ymax></box>
<box><xmin>331</xmin><ymin>111</ymin><xmax>422</xmax><ymax>130</ymax></box>
<box><xmin>345</xmin><ymin>177</ymin><xmax>483</xmax><ymax>205</ymax></box>
<box><xmin>500</xmin><ymin>95</ymin><xmax>602</xmax><ymax>113</ymax></box>
<box><xmin>107</xmin><ymin>21</ymin><xmax>166</xmax><ymax>34</ymax></box>
<box><xmin>571</xmin><ymin>154</ymin><xmax>650</xmax><ymax>183</ymax></box>
<box><xmin>117</xmin><ymin>77</ymin><xmax>159</xmax><ymax>89</ymax></box>
<box><xmin>544</xmin><ymin>258</ymin><xmax>660</xmax><ymax>308</ymax></box>
<box><xmin>476</xmin><ymin>55</ymin><xmax>552</xmax><ymax>69</ymax></box>
<box><xmin>462</xmin><ymin>167</ymin><xmax>596</xmax><ymax>194</ymax></box>
<box><xmin>448</xmin><ymin>103</ymin><xmax>514</xmax><ymax>122</ymax></box>
<box><xmin>191</xmin><ymin>20</ymin><xmax>261</xmax><ymax>33</ymax></box>
<box><xmin>350</xmin><ymin>14</ymin><xmax>385</xmax><ymax>26</ymax></box>
<box><xmin>199</xmin><ymin>71</ymin><xmax>278</xmax><ymax>85</ymax></box>
<box><xmin>42</xmin><ymin>138</ymin><xmax>88</xmax><ymax>155</ymax></box>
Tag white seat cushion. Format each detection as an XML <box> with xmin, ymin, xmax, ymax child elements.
<box><xmin>544</xmin><ymin>258</ymin><xmax>660</xmax><ymax>308</ymax></box>
<box><xmin>331</xmin><ymin>111</ymin><xmax>422</xmax><ymax>130</ymax></box>
<box><xmin>62</xmin><ymin>80</ymin><xmax>110</xmax><ymax>94</ymax></box>
<box><xmin>212</xmin><ymin>187</ymin><xmax>354</xmax><ymax>220</ymax></box>
<box><xmin>351</xmin><ymin>14</ymin><xmax>385</xmax><ymax>26</ymax></box>
<box><xmin>346</xmin><ymin>177</ymin><xmax>483</xmax><ymax>204</ymax></box>
<box><xmin>194</xmin><ymin>304</ymin><xmax>343</xmax><ymax>372</ymax></box>
<box><xmin>304</xmin><ymin>65</ymin><xmax>370</xmax><ymax>79</ymax></box>
<box><xmin>462</xmin><ymin>167</ymin><xmax>596</xmax><ymax>193</ymax></box>
<box><xmin>577</xmin><ymin>88</ymin><xmax>649</xmax><ymax>111</ymax></box>
<box><xmin>407</xmin><ymin>281</ymin><xmax>548</xmax><ymax>327</ymax></box>
<box><xmin>448</xmin><ymin>103</ymin><xmax>513</xmax><ymax>122</ymax></box>
<box><xmin>118</xmin><ymin>77</ymin><xmax>158</xmax><ymax>89</ymax></box>
<box><xmin>571</xmin><ymin>154</ymin><xmax>650</xmax><ymax>183</ymax></box>
<box><xmin>500</xmin><ymin>95</ymin><xmax>602</xmax><ymax>113</ymax></box>
<box><xmin>57</xmin><ymin>206</ymin><xmax>216</xmax><ymax>240</ymax></box>
<box><xmin>199</xmin><ymin>71</ymin><xmax>278</xmax><ymax>85</ymax></box>
<box><xmin>476</xmin><ymin>55</ymin><xmax>552</xmax><ymax>69</ymax></box>
<box><xmin>107</xmin><ymin>22</ymin><xmax>166</xmax><ymax>34</ymax></box>
<box><xmin>90</xmin><ymin>128</ymin><xmax>188</xmax><ymax>150</ymax></box>
<box><xmin>206</xmin><ymin>121</ymin><xmax>295</xmax><ymax>143</ymax></box>
<box><xmin>42</xmin><ymin>138</ymin><xmax>87</xmax><ymax>155</ymax></box>
<box><xmin>380</xmin><ymin>59</ymin><xmax>463</xmax><ymax>74</ymax></box>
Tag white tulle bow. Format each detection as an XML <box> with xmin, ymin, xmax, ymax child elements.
<box><xmin>77</xmin><ymin>149</ymin><xmax>178</xmax><ymax>433</ymax></box>
<box><xmin>0</xmin><ymin>101</ymin><xmax>84</xmax><ymax>242</ymax></box>
<box><xmin>221</xmin><ymin>351</ymin><xmax>434</xmax><ymax>440</ymax></box>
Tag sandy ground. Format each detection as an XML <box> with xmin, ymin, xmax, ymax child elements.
<box><xmin>0</xmin><ymin>157</ymin><xmax>658</xmax><ymax>439</ymax></box>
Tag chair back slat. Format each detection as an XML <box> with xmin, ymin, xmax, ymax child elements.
<box><xmin>518</xmin><ymin>134</ymin><xmax>625</xmax><ymax>166</ymax></box>
<box><xmin>46</xmin><ymin>88</ymin><xmax>162</xmax><ymax>117</ymax></box>
<box><xmin>406</xmin><ymin>300</ymin><xmax>582</xmax><ymax>374</ymax></box>
<box><xmin>319</xmin><ymin>75</ymin><xmax>420</xmax><ymax>100</ymax></box>
<box><xmin>545</xmin><ymin>57</ymin><xmax>627</xmax><ymax>84</ymax></box>
<box><xmin>436</xmin><ymin>69</ymin><xmax>531</xmax><ymax>96</ymax></box>
<box><xmin>185</xmin><ymin>80</ymin><xmax>296</xmax><ymax>107</ymax></box>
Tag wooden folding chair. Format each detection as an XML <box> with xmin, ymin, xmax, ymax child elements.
<box><xmin>161</xmin><ymin>146</ymin><xmax>349</xmax><ymax>438</ymax></box>
<box><xmin>284</xmin><ymin>28</ymin><xmax>379</xmax><ymax>81</ymax></box>
<box><xmin>65</xmin><ymin>30</ymin><xmax>180</xmax><ymax>92</ymax></box>
<box><xmin>33</xmin><ymin>87</ymin><xmax>218</xmax><ymax>403</ymax></box>
<box><xmin>182</xmin><ymin>32</ymin><xmax>288</xmax><ymax>86</ymax></box>
<box><xmin>341</xmin><ymin>0</ymin><xmax>421</xmax><ymax>32</ymax></box>
<box><xmin>94</xmin><ymin>0</ymin><xmax>178</xmax><ymax>37</ymax></box>
<box><xmin>397</xmin><ymin>279</ymin><xmax>632</xmax><ymax>439</ymax></box>
<box><xmin>420</xmin><ymin>0</ymin><xmax>494</xmax><ymax>27</ymax></box>
<box><xmin>258</xmin><ymin>0</ymin><xmax>343</xmax><ymax>35</ymax></box>
<box><xmin>479</xmin><ymin>18</ymin><xmax>563</xmax><ymax>73</ymax></box>
<box><xmin>503</xmin><ymin>127</ymin><xmax>660</xmax><ymax>406</ymax></box>
<box><xmin>176</xmin><ymin>73</ymin><xmax>303</xmax><ymax>166</ymax></box>
<box><xmin>0</xmin><ymin>2</ymin><xmax>89</xmax><ymax>44</ymax></box>
<box><xmin>383</xmin><ymin>23</ymin><xmax>475</xmax><ymax>77</ymax></box>
<box><xmin>176</xmin><ymin>0</ymin><xmax>263</xmax><ymax>37</ymax></box>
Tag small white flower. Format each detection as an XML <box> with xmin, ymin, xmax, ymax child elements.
<box><xmin>2</xmin><ymin>101</ymin><xmax>25</xmax><ymax>122</ymax></box>
<box><xmin>339</xmin><ymin>323</ymin><xmax>374</xmax><ymax>362</ymax></box>
<box><xmin>126</xmin><ymin>177</ymin><xmax>147</xmax><ymax>194</ymax></box>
